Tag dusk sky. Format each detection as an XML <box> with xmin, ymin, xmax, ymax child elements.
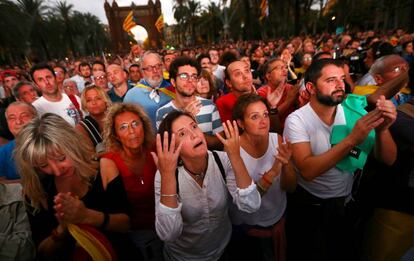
<box><xmin>53</xmin><ymin>0</ymin><xmax>221</xmax><ymax>25</ymax></box>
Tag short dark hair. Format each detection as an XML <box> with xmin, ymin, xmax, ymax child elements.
<box><xmin>220</xmin><ymin>51</ymin><xmax>239</xmax><ymax>68</ymax></box>
<box><xmin>197</xmin><ymin>53</ymin><xmax>210</xmax><ymax>66</ymax></box>
<box><xmin>30</xmin><ymin>63</ymin><xmax>55</xmax><ymax>82</ymax></box>
<box><xmin>79</xmin><ymin>62</ymin><xmax>91</xmax><ymax>71</ymax></box>
<box><xmin>158</xmin><ymin>110</ymin><xmax>196</xmax><ymax>148</ymax></box>
<box><xmin>313</xmin><ymin>51</ymin><xmax>333</xmax><ymax>61</ymax></box>
<box><xmin>169</xmin><ymin>56</ymin><xmax>201</xmax><ymax>80</ymax></box>
<box><xmin>129</xmin><ymin>64</ymin><xmax>140</xmax><ymax>71</ymax></box>
<box><xmin>53</xmin><ymin>64</ymin><xmax>67</xmax><ymax>74</ymax></box>
<box><xmin>92</xmin><ymin>60</ymin><xmax>106</xmax><ymax>71</ymax></box>
<box><xmin>304</xmin><ymin>58</ymin><xmax>343</xmax><ymax>85</ymax></box>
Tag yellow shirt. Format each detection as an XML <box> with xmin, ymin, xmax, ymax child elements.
<box><xmin>353</xmin><ymin>85</ymin><xmax>411</xmax><ymax>95</ymax></box>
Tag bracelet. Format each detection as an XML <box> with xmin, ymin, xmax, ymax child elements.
<box><xmin>161</xmin><ymin>194</ymin><xmax>178</xmax><ymax>197</ymax></box>
<box><xmin>262</xmin><ymin>174</ymin><xmax>273</xmax><ymax>187</ymax></box>
<box><xmin>100</xmin><ymin>212</ymin><xmax>110</xmax><ymax>230</ymax></box>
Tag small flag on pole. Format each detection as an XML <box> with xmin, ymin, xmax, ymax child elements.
<box><xmin>155</xmin><ymin>14</ymin><xmax>164</xmax><ymax>32</ymax></box>
<box><xmin>259</xmin><ymin>0</ymin><xmax>269</xmax><ymax>21</ymax></box>
<box><xmin>123</xmin><ymin>11</ymin><xmax>137</xmax><ymax>32</ymax></box>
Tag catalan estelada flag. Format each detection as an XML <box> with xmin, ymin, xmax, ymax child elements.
<box><xmin>155</xmin><ymin>14</ymin><xmax>164</xmax><ymax>32</ymax></box>
<box><xmin>123</xmin><ymin>11</ymin><xmax>136</xmax><ymax>32</ymax></box>
<box><xmin>259</xmin><ymin>0</ymin><xmax>269</xmax><ymax>21</ymax></box>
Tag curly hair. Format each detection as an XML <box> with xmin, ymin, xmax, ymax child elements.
<box><xmin>103</xmin><ymin>103</ymin><xmax>154</xmax><ymax>151</ymax></box>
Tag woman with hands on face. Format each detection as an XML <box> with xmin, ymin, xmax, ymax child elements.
<box><xmin>228</xmin><ymin>94</ymin><xmax>296</xmax><ymax>261</ymax></box>
<box><xmin>152</xmin><ymin>110</ymin><xmax>261</xmax><ymax>261</ymax></box>
<box><xmin>14</xmin><ymin>113</ymin><xmax>141</xmax><ymax>260</ymax></box>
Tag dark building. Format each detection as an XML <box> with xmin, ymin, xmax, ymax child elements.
<box><xmin>104</xmin><ymin>0</ymin><xmax>163</xmax><ymax>52</ymax></box>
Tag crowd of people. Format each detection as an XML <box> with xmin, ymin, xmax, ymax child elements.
<box><xmin>1</xmin><ymin>28</ymin><xmax>414</xmax><ymax>261</ymax></box>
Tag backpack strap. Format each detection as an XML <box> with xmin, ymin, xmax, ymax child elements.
<box><xmin>79</xmin><ymin>116</ymin><xmax>102</xmax><ymax>147</ymax></box>
<box><xmin>175</xmin><ymin>151</ymin><xmax>226</xmax><ymax>194</ymax></box>
<box><xmin>175</xmin><ymin>168</ymin><xmax>180</xmax><ymax>194</ymax></box>
<box><xmin>398</xmin><ymin>102</ymin><xmax>414</xmax><ymax>118</ymax></box>
<box><xmin>212</xmin><ymin>151</ymin><xmax>226</xmax><ymax>182</ymax></box>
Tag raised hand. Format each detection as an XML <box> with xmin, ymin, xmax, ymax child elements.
<box><xmin>276</xmin><ymin>139</ymin><xmax>293</xmax><ymax>165</ymax></box>
<box><xmin>375</xmin><ymin>95</ymin><xmax>397</xmax><ymax>132</ymax></box>
<box><xmin>216</xmin><ymin>120</ymin><xmax>240</xmax><ymax>156</ymax></box>
<box><xmin>183</xmin><ymin>99</ymin><xmax>202</xmax><ymax>117</ymax></box>
<box><xmin>151</xmin><ymin>132</ymin><xmax>182</xmax><ymax>177</ymax></box>
<box><xmin>348</xmin><ymin>109</ymin><xmax>384</xmax><ymax>146</ymax></box>
<box><xmin>267</xmin><ymin>85</ymin><xmax>285</xmax><ymax>108</ymax></box>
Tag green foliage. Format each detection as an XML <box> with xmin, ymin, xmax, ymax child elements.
<box><xmin>0</xmin><ymin>0</ymin><xmax>110</xmax><ymax>64</ymax></box>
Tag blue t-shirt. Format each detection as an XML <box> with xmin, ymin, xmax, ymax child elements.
<box><xmin>107</xmin><ymin>82</ymin><xmax>134</xmax><ymax>103</ymax></box>
<box><xmin>123</xmin><ymin>79</ymin><xmax>173</xmax><ymax>131</ymax></box>
<box><xmin>0</xmin><ymin>140</ymin><xmax>19</xmax><ymax>180</ymax></box>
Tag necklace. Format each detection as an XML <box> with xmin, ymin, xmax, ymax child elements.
<box><xmin>184</xmin><ymin>154</ymin><xmax>208</xmax><ymax>182</ymax></box>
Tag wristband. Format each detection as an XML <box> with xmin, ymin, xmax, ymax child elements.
<box><xmin>100</xmin><ymin>212</ymin><xmax>110</xmax><ymax>230</ymax></box>
<box><xmin>269</xmin><ymin>107</ymin><xmax>278</xmax><ymax>115</ymax></box>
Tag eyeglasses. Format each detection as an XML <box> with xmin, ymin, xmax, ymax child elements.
<box><xmin>141</xmin><ymin>64</ymin><xmax>163</xmax><ymax>72</ymax></box>
<box><xmin>118</xmin><ymin>120</ymin><xmax>141</xmax><ymax>132</ymax></box>
<box><xmin>268</xmin><ymin>65</ymin><xmax>288</xmax><ymax>73</ymax></box>
<box><xmin>178</xmin><ymin>73</ymin><xmax>199</xmax><ymax>82</ymax></box>
<box><xmin>95</xmin><ymin>75</ymin><xmax>106</xmax><ymax>80</ymax></box>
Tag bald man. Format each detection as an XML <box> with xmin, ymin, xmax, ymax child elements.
<box><xmin>106</xmin><ymin>63</ymin><xmax>134</xmax><ymax>102</ymax></box>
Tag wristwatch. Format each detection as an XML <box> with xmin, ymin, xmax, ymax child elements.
<box><xmin>269</xmin><ymin>107</ymin><xmax>278</xmax><ymax>115</ymax></box>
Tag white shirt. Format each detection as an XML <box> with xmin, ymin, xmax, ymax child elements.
<box><xmin>230</xmin><ymin>133</ymin><xmax>286</xmax><ymax>227</ymax></box>
<box><xmin>283</xmin><ymin>103</ymin><xmax>353</xmax><ymax>199</ymax></box>
<box><xmin>212</xmin><ymin>65</ymin><xmax>226</xmax><ymax>82</ymax></box>
<box><xmin>33</xmin><ymin>93</ymin><xmax>82</xmax><ymax>126</ymax></box>
<box><xmin>155</xmin><ymin>150</ymin><xmax>260</xmax><ymax>261</ymax></box>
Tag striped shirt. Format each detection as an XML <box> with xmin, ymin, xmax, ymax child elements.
<box><xmin>156</xmin><ymin>97</ymin><xmax>223</xmax><ymax>135</ymax></box>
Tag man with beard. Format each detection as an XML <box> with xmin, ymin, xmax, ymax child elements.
<box><xmin>156</xmin><ymin>56</ymin><xmax>223</xmax><ymax>149</ymax></box>
<box><xmin>283</xmin><ymin>58</ymin><xmax>397</xmax><ymax>261</ymax></box>
<box><xmin>124</xmin><ymin>51</ymin><xmax>174</xmax><ymax>129</ymax></box>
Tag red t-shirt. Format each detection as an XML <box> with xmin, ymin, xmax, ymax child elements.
<box><xmin>257</xmin><ymin>83</ymin><xmax>296</xmax><ymax>127</ymax></box>
<box><xmin>215</xmin><ymin>92</ymin><xmax>237</xmax><ymax>123</ymax></box>
<box><xmin>102</xmin><ymin>149</ymin><xmax>157</xmax><ymax>230</ymax></box>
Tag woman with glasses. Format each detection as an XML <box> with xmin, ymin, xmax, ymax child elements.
<box><xmin>229</xmin><ymin>94</ymin><xmax>296</xmax><ymax>261</ymax></box>
<box><xmin>76</xmin><ymin>85</ymin><xmax>112</xmax><ymax>154</ymax></box>
<box><xmin>153</xmin><ymin>110</ymin><xmax>261</xmax><ymax>261</ymax></box>
<box><xmin>101</xmin><ymin>103</ymin><xmax>164</xmax><ymax>260</ymax></box>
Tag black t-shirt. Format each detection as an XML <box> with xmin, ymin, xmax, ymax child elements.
<box><xmin>27</xmin><ymin>171</ymin><xmax>141</xmax><ymax>260</ymax></box>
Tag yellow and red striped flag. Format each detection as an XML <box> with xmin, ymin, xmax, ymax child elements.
<box><xmin>155</xmin><ymin>14</ymin><xmax>164</xmax><ymax>32</ymax></box>
<box><xmin>123</xmin><ymin>11</ymin><xmax>137</xmax><ymax>32</ymax></box>
<box><xmin>259</xmin><ymin>0</ymin><xmax>269</xmax><ymax>21</ymax></box>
